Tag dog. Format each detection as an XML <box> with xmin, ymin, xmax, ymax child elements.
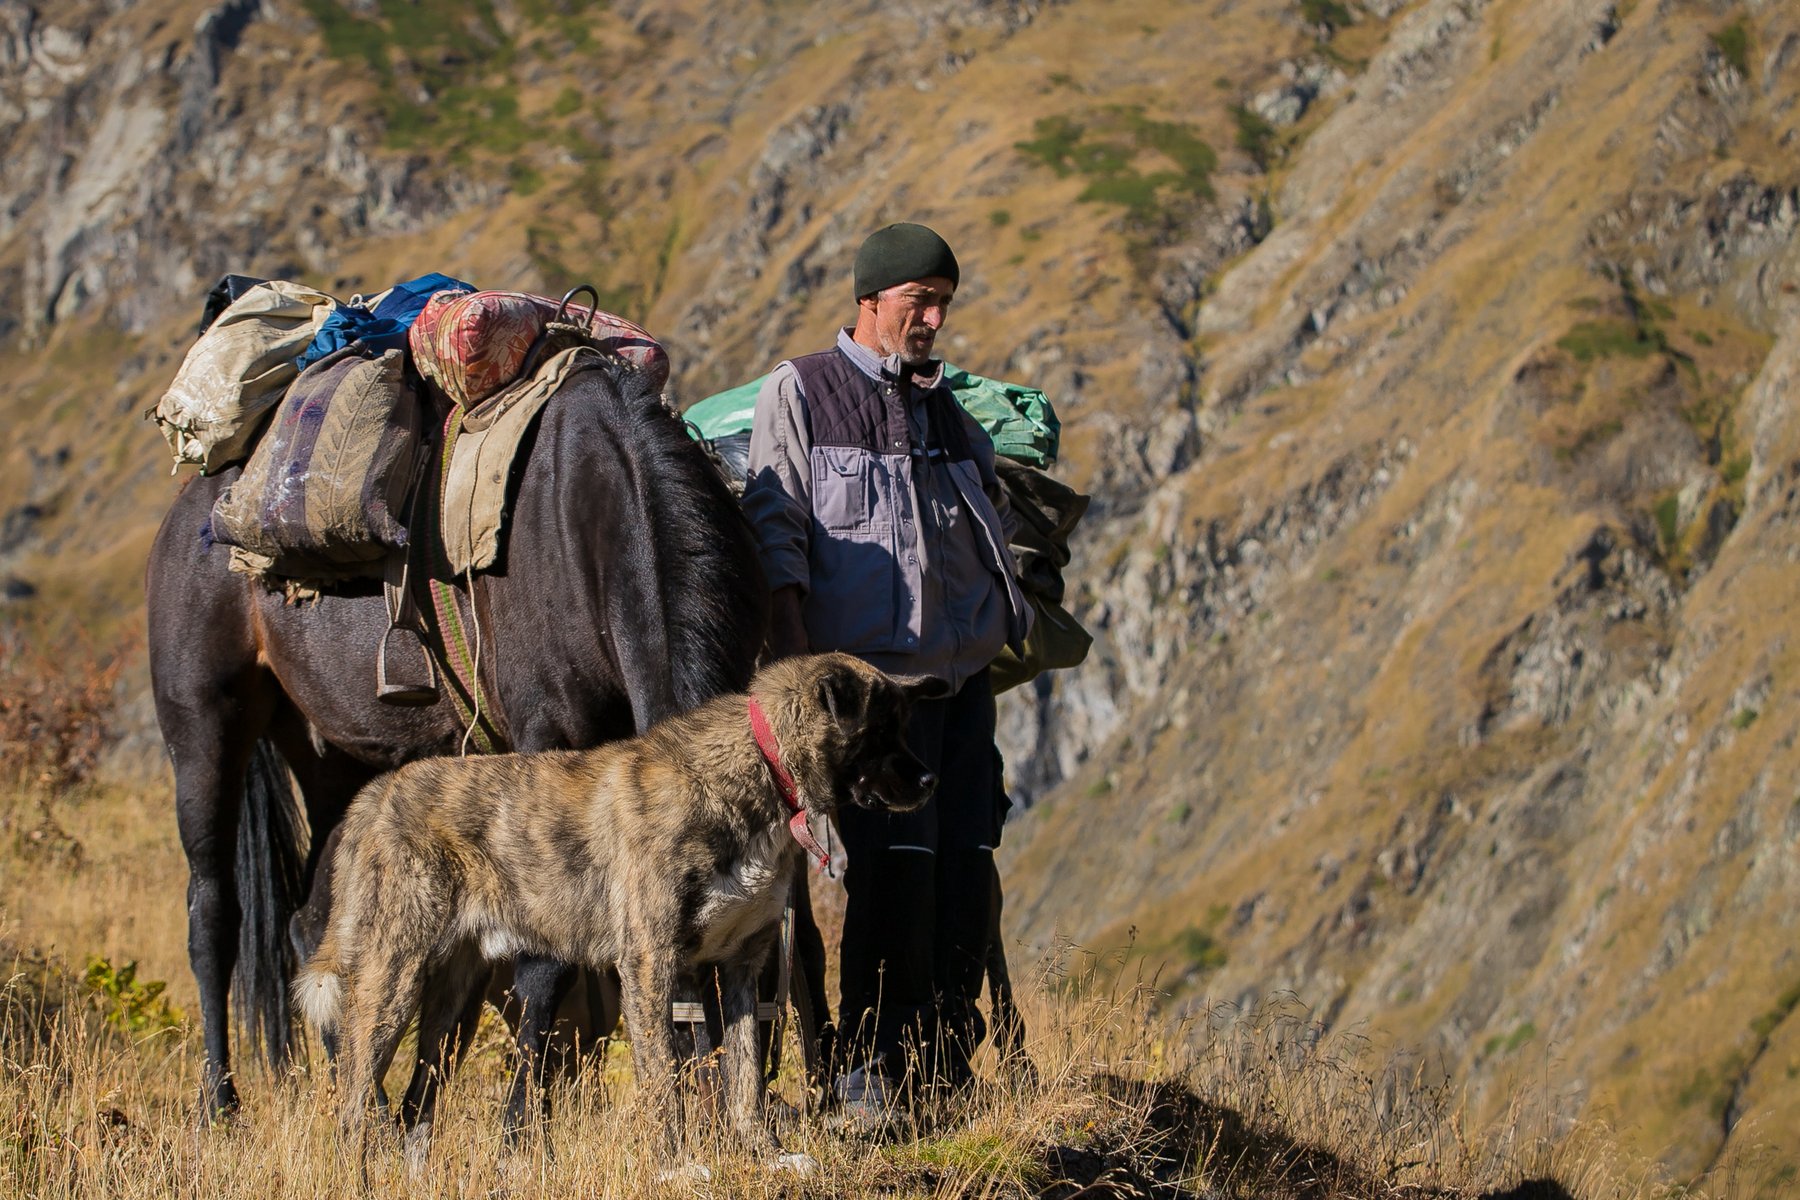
<box><xmin>294</xmin><ymin>652</ymin><xmax>934</xmax><ymax>1170</ymax></box>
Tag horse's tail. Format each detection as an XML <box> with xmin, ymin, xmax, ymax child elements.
<box><xmin>233</xmin><ymin>738</ymin><xmax>306</xmax><ymax>1070</ymax></box>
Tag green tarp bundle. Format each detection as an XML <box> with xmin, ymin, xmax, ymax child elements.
<box><xmin>683</xmin><ymin>376</ymin><xmax>763</xmax><ymax>444</ymax></box>
<box><xmin>684</xmin><ymin>363</ymin><xmax>1061</xmax><ymax>469</ymax></box>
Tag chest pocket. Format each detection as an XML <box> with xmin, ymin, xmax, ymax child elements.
<box><xmin>812</xmin><ymin>445</ymin><xmax>891</xmax><ymax>531</ymax></box>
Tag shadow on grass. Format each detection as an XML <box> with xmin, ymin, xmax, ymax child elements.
<box><xmin>1034</xmin><ymin>1075</ymin><xmax>1575</xmax><ymax>1200</ymax></box>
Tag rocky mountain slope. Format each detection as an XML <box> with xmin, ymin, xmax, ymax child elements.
<box><xmin>2</xmin><ymin>0</ymin><xmax>1797</xmax><ymax>1188</ymax></box>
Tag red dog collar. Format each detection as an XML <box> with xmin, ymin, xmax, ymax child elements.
<box><xmin>748</xmin><ymin>696</ymin><xmax>831</xmax><ymax>872</ymax></box>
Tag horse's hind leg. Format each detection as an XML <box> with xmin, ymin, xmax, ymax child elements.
<box><xmin>168</xmin><ymin>721</ymin><xmax>266</xmax><ymax>1117</ymax></box>
<box><xmin>400</xmin><ymin>946</ymin><xmax>486</xmax><ymax>1176</ymax></box>
<box><xmin>157</xmin><ymin>657</ymin><xmax>277</xmax><ymax>1116</ymax></box>
<box><xmin>269</xmin><ymin>709</ymin><xmax>376</xmax><ymax>896</ymax></box>
<box><xmin>150</xmin><ymin>482</ymin><xmax>280</xmax><ymax>1118</ymax></box>
<box><xmin>501</xmin><ymin>955</ymin><xmax>577</xmax><ymax>1147</ymax></box>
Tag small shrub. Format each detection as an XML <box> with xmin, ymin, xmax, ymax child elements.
<box><xmin>1175</xmin><ymin>926</ymin><xmax>1229</xmax><ymax>973</ymax></box>
<box><xmin>988</xmin><ymin>208</ymin><xmax>1012</xmax><ymax>227</ymax></box>
<box><xmin>1078</xmin><ymin>173</ymin><xmax>1163</xmax><ymax>215</ymax></box>
<box><xmin>1300</xmin><ymin>0</ymin><xmax>1355</xmax><ymax>33</ymax></box>
<box><xmin>1126</xmin><ymin>111</ymin><xmax>1218</xmax><ymax>185</ymax></box>
<box><xmin>1482</xmin><ymin>1021</ymin><xmax>1537</xmax><ymax>1057</ymax></box>
<box><xmin>1653</xmin><ymin>493</ymin><xmax>1681</xmax><ymax>549</ymax></box>
<box><xmin>550</xmin><ymin>86</ymin><xmax>583</xmax><ymax>117</ymax></box>
<box><xmin>1750</xmin><ymin>980</ymin><xmax>1800</xmax><ymax>1040</ymax></box>
<box><xmin>1015</xmin><ymin>115</ymin><xmax>1086</xmax><ymax>176</ymax></box>
<box><xmin>509</xmin><ymin>159</ymin><xmax>545</xmax><ymax>195</ymax></box>
<box><xmin>300</xmin><ymin>0</ymin><xmax>388</xmax><ymax>75</ymax></box>
<box><xmin>1014</xmin><ymin>107</ymin><xmax>1216</xmax><ymax>229</ymax></box>
<box><xmin>0</xmin><ymin>646</ymin><xmax>121</xmax><ymax>792</ymax></box>
<box><xmin>1711</xmin><ymin>20</ymin><xmax>1751</xmax><ymax>77</ymax></box>
<box><xmin>1556</xmin><ymin>319</ymin><xmax>1660</xmax><ymax>362</ymax></box>
<box><xmin>1677</xmin><ymin>1066</ymin><xmax>1716</xmax><ymax>1108</ymax></box>
<box><xmin>1730</xmin><ymin>708</ymin><xmax>1758</xmax><ymax>731</ymax></box>
<box><xmin>82</xmin><ymin>957</ymin><xmax>184</xmax><ymax>1037</ymax></box>
<box><xmin>1232</xmin><ymin>104</ymin><xmax>1279</xmax><ymax>171</ymax></box>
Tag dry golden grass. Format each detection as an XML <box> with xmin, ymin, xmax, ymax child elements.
<box><xmin>1</xmin><ymin>765</ymin><xmax>1779</xmax><ymax>1199</ymax></box>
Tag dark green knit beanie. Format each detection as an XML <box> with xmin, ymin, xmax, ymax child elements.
<box><xmin>853</xmin><ymin>223</ymin><xmax>960</xmax><ymax>300</ymax></box>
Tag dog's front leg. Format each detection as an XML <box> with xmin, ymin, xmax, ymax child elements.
<box><xmin>617</xmin><ymin>950</ymin><xmax>684</xmax><ymax>1161</ymax></box>
<box><xmin>719</xmin><ymin>963</ymin><xmax>778</xmax><ymax>1156</ymax></box>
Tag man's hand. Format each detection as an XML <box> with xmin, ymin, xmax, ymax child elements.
<box><xmin>766</xmin><ymin>584</ymin><xmax>809</xmax><ymax>660</ymax></box>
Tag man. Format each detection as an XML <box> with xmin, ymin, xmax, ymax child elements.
<box><xmin>743</xmin><ymin>222</ymin><xmax>1033</xmax><ymax>1111</ymax></box>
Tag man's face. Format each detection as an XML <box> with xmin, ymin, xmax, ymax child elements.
<box><xmin>864</xmin><ymin>275</ymin><xmax>956</xmax><ymax>365</ymax></box>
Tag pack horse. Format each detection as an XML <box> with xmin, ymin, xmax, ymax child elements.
<box><xmin>146</xmin><ymin>340</ymin><xmax>768</xmax><ymax>1128</ymax></box>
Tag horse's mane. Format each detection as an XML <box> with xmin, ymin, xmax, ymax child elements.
<box><xmin>561</xmin><ymin>357</ymin><xmax>766</xmax><ymax>709</ymax></box>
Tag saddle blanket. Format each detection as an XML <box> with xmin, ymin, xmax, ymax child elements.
<box><xmin>440</xmin><ymin>344</ymin><xmax>602</xmax><ymax>575</ymax></box>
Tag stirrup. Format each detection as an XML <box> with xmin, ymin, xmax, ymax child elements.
<box><xmin>376</xmin><ymin>623</ymin><xmax>439</xmax><ymax>706</ymax></box>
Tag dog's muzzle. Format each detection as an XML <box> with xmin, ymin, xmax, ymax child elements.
<box><xmin>856</xmin><ymin>768</ymin><xmax>934</xmax><ymax>813</ymax></box>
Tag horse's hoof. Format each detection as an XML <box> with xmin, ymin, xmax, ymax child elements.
<box><xmin>196</xmin><ymin>1079</ymin><xmax>242</xmax><ymax>1128</ymax></box>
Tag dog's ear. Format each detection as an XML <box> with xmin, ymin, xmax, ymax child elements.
<box><xmin>887</xmin><ymin>673</ymin><xmax>946</xmax><ymax>703</ymax></box>
<box><xmin>817</xmin><ymin>662</ymin><xmax>871</xmax><ymax>733</ymax></box>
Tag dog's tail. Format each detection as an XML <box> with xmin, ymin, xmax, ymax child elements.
<box><xmin>292</xmin><ymin>932</ymin><xmax>344</xmax><ymax>1036</ymax></box>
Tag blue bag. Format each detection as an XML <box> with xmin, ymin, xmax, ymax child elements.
<box><xmin>294</xmin><ymin>272</ymin><xmax>475</xmax><ymax>371</ymax></box>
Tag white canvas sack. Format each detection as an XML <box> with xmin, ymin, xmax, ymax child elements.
<box><xmin>152</xmin><ymin>280</ymin><xmax>336</xmax><ymax>473</ymax></box>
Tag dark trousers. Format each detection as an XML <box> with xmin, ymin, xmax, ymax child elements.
<box><xmin>837</xmin><ymin>668</ymin><xmax>1002</xmax><ymax>1091</ymax></box>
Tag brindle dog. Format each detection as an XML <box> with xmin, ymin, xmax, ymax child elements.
<box><xmin>295</xmin><ymin>652</ymin><xmax>934</xmax><ymax>1171</ymax></box>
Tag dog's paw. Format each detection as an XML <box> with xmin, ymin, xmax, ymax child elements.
<box><xmin>654</xmin><ymin>1160</ymin><xmax>713</xmax><ymax>1185</ymax></box>
<box><xmin>766</xmin><ymin>1150</ymin><xmax>819</xmax><ymax>1176</ymax></box>
<box><xmin>402</xmin><ymin>1123</ymin><xmax>433</xmax><ymax>1181</ymax></box>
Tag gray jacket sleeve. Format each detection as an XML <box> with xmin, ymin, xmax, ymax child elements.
<box><xmin>742</xmin><ymin>362</ymin><xmax>814</xmax><ymax>594</ymax></box>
